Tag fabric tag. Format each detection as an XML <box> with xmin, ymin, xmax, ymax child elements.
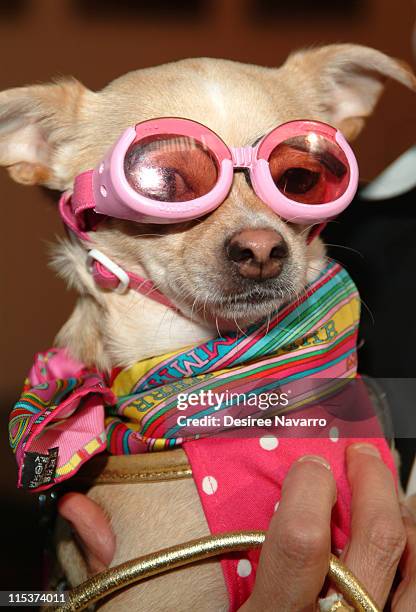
<box><xmin>21</xmin><ymin>447</ymin><xmax>59</xmax><ymax>489</ymax></box>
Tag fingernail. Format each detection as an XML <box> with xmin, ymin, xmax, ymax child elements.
<box><xmin>297</xmin><ymin>455</ymin><xmax>331</xmax><ymax>470</ymax></box>
<box><xmin>349</xmin><ymin>443</ymin><xmax>380</xmax><ymax>457</ymax></box>
<box><xmin>400</xmin><ymin>503</ymin><xmax>416</xmax><ymax>523</ymax></box>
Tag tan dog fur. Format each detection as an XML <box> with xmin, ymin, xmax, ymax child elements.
<box><xmin>1</xmin><ymin>45</ymin><xmax>415</xmax><ymax>609</ymax></box>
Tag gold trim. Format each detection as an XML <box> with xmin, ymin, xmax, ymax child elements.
<box><xmin>93</xmin><ymin>466</ymin><xmax>192</xmax><ymax>483</ymax></box>
<box><xmin>52</xmin><ymin>532</ymin><xmax>380</xmax><ymax>612</ymax></box>
<box><xmin>69</xmin><ymin>449</ymin><xmax>192</xmax><ymax>485</ymax></box>
<box><xmin>329</xmin><ymin>601</ymin><xmax>354</xmax><ymax>612</ymax></box>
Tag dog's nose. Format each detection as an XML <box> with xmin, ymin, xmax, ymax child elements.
<box><xmin>226</xmin><ymin>229</ymin><xmax>288</xmax><ymax>280</ymax></box>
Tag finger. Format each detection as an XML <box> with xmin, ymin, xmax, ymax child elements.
<box><xmin>58</xmin><ymin>492</ymin><xmax>115</xmax><ymax>573</ymax></box>
<box><xmin>242</xmin><ymin>455</ymin><xmax>336</xmax><ymax>612</ymax></box>
<box><xmin>391</xmin><ymin>500</ymin><xmax>416</xmax><ymax>611</ymax></box>
<box><xmin>341</xmin><ymin>443</ymin><xmax>406</xmax><ymax>608</ymax></box>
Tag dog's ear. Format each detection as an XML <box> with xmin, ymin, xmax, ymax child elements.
<box><xmin>0</xmin><ymin>78</ymin><xmax>92</xmax><ymax>189</ymax></box>
<box><xmin>283</xmin><ymin>44</ymin><xmax>416</xmax><ymax>140</ymax></box>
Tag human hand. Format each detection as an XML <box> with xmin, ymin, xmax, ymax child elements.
<box><xmin>240</xmin><ymin>444</ymin><xmax>416</xmax><ymax>611</ymax></box>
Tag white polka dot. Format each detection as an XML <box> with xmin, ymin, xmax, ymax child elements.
<box><xmin>329</xmin><ymin>426</ymin><xmax>339</xmax><ymax>442</ymax></box>
<box><xmin>335</xmin><ymin>548</ymin><xmax>343</xmax><ymax>557</ymax></box>
<box><xmin>202</xmin><ymin>475</ymin><xmax>218</xmax><ymax>495</ymax></box>
<box><xmin>237</xmin><ymin>559</ymin><xmax>252</xmax><ymax>577</ymax></box>
<box><xmin>100</xmin><ymin>184</ymin><xmax>107</xmax><ymax>197</ymax></box>
<box><xmin>274</xmin><ymin>500</ymin><xmax>280</xmax><ymax>512</ymax></box>
<box><xmin>259</xmin><ymin>435</ymin><xmax>279</xmax><ymax>451</ymax></box>
<box><xmin>98</xmin><ymin>162</ymin><xmax>105</xmax><ymax>174</ymax></box>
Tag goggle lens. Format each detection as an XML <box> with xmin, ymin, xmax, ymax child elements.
<box><xmin>268</xmin><ymin>133</ymin><xmax>350</xmax><ymax>205</ymax></box>
<box><xmin>124</xmin><ymin>135</ymin><xmax>219</xmax><ymax>203</ymax></box>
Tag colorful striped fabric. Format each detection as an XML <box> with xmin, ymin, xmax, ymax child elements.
<box><xmin>9</xmin><ymin>260</ymin><xmax>360</xmax><ymax>489</ymax></box>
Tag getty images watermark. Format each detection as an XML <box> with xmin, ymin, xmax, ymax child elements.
<box><xmin>175</xmin><ymin>389</ymin><xmax>328</xmax><ymax>428</ymax></box>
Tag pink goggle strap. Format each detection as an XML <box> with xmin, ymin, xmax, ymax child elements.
<box><xmin>58</xmin><ymin>188</ymin><xmax>177</xmax><ymax>311</ymax></box>
<box><xmin>91</xmin><ymin>260</ymin><xmax>176</xmax><ymax>309</ymax></box>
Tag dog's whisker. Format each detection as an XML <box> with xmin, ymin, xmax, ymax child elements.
<box><xmin>264</xmin><ymin>313</ymin><xmax>272</xmax><ymax>336</ymax></box>
<box><xmin>152</xmin><ymin>301</ymin><xmax>174</xmax><ymax>343</ymax></box>
<box><xmin>215</xmin><ymin>316</ymin><xmax>221</xmax><ymax>338</ymax></box>
<box><xmin>190</xmin><ymin>297</ymin><xmax>199</xmax><ymax>321</ymax></box>
<box><xmin>233</xmin><ymin>314</ymin><xmax>248</xmax><ymax>338</ymax></box>
<box><xmin>110</xmin><ymin>287</ymin><xmax>142</xmax><ymax>329</ymax></box>
<box><xmin>299</xmin><ymin>222</ymin><xmax>321</xmax><ymax>237</ymax></box>
<box><xmin>324</xmin><ymin>243</ymin><xmax>364</xmax><ymax>258</ymax></box>
<box><xmin>359</xmin><ymin>296</ymin><xmax>376</xmax><ymax>325</ymax></box>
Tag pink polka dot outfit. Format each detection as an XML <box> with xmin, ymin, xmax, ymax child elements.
<box><xmin>184</xmin><ymin>435</ymin><xmax>395</xmax><ymax>610</ymax></box>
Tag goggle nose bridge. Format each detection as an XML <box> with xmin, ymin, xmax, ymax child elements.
<box><xmin>230</xmin><ymin>146</ymin><xmax>257</xmax><ymax>169</ymax></box>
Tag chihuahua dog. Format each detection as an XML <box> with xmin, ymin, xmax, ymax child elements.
<box><xmin>3</xmin><ymin>45</ymin><xmax>415</xmax><ymax>610</ymax></box>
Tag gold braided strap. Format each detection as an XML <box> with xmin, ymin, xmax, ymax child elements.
<box><xmin>52</xmin><ymin>531</ymin><xmax>380</xmax><ymax>612</ymax></box>
<box><xmin>68</xmin><ymin>449</ymin><xmax>192</xmax><ymax>486</ymax></box>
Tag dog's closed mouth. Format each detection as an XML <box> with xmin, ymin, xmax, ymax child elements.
<box><xmin>222</xmin><ymin>291</ymin><xmax>280</xmax><ymax>305</ymax></box>
<box><xmin>207</xmin><ymin>288</ymin><xmax>285</xmax><ymax>314</ymax></box>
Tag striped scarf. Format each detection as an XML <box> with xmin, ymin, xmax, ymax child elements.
<box><xmin>9</xmin><ymin>260</ymin><xmax>360</xmax><ymax>490</ymax></box>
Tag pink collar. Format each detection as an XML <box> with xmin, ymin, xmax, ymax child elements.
<box><xmin>58</xmin><ymin>172</ymin><xmax>325</xmax><ymax>309</ymax></box>
<box><xmin>86</xmin><ymin>249</ymin><xmax>175</xmax><ymax>308</ymax></box>
<box><xmin>59</xmin><ymin>187</ymin><xmax>176</xmax><ymax>309</ymax></box>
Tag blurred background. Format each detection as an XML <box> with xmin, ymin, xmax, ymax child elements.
<box><xmin>1</xmin><ymin>0</ymin><xmax>415</xmax><ymax>591</ymax></box>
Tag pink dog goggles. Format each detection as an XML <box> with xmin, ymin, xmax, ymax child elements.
<box><xmin>64</xmin><ymin>117</ymin><xmax>358</xmax><ymax>231</ymax></box>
